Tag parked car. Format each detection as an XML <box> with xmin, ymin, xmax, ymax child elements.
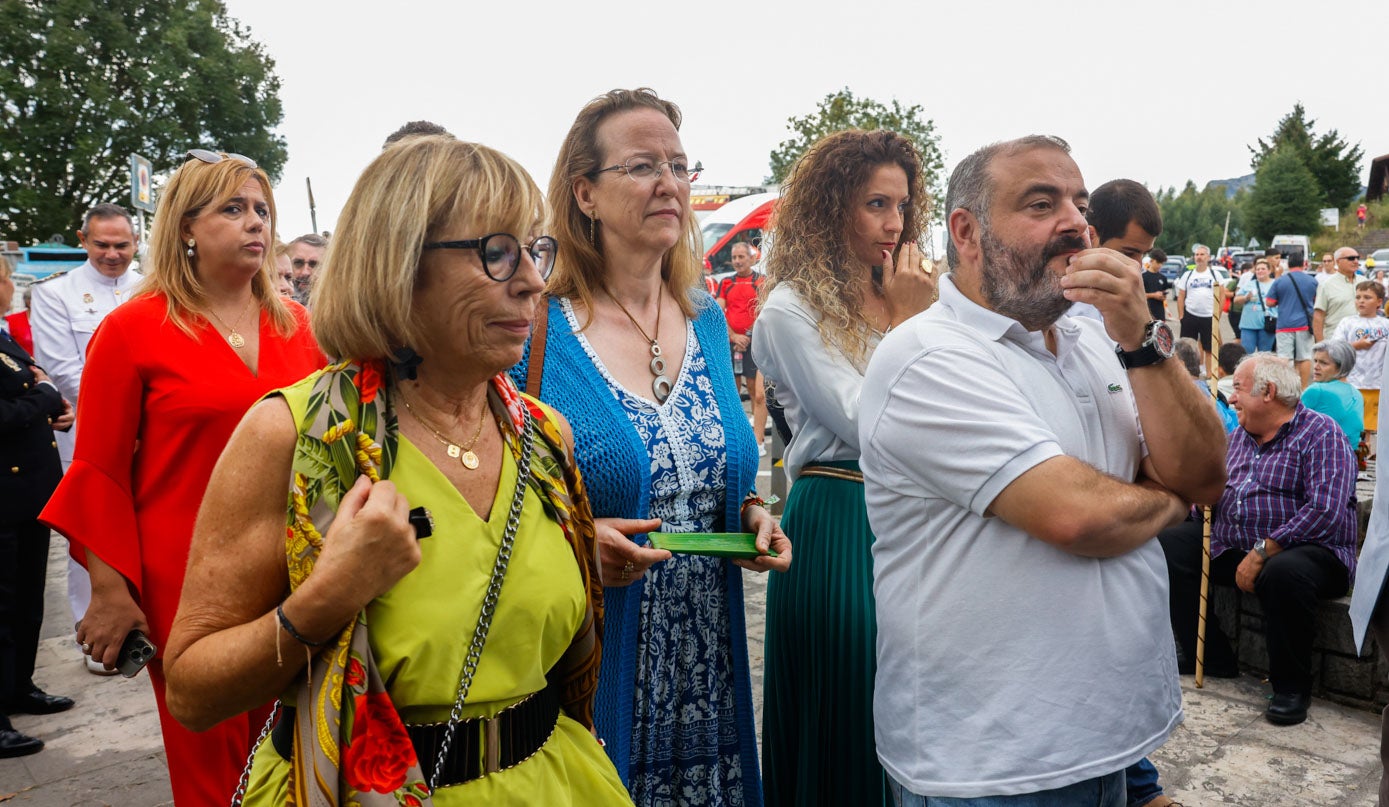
<box><xmin>1231</xmin><ymin>251</ymin><xmax>1260</xmax><ymax>276</ymax></box>
<box><xmin>1368</xmin><ymin>248</ymin><xmax>1389</xmax><ymax>270</ymax></box>
<box><xmin>1161</xmin><ymin>257</ymin><xmax>1187</xmax><ymax>282</ymax></box>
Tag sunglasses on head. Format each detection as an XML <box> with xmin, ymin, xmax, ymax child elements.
<box><xmin>186</xmin><ymin>148</ymin><xmax>258</xmax><ymax>169</ymax></box>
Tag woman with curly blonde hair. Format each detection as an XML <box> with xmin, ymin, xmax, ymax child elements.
<box><xmin>753</xmin><ymin>129</ymin><xmax>936</xmax><ymax>807</ymax></box>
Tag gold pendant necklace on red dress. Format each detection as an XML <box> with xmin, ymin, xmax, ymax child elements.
<box><xmin>206</xmin><ymin>297</ymin><xmax>257</xmax><ymax>349</ymax></box>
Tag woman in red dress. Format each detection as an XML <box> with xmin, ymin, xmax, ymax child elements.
<box><xmin>41</xmin><ymin>151</ymin><xmax>325</xmax><ymax>806</ymax></box>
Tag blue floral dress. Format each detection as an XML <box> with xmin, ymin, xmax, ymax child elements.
<box><xmin>563</xmin><ymin>299</ymin><xmax>746</xmax><ymax>806</ymax></box>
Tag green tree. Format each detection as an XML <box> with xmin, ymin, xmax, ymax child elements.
<box><xmin>1154</xmin><ymin>181</ymin><xmax>1246</xmax><ymax>257</ymax></box>
<box><xmin>768</xmin><ymin>88</ymin><xmax>945</xmax><ymax>213</ymax></box>
<box><xmin>1249</xmin><ymin>103</ymin><xmax>1363</xmax><ymax>209</ymax></box>
<box><xmin>1243</xmin><ymin>145</ymin><xmax>1323</xmax><ymax>242</ymax></box>
<box><xmin>0</xmin><ymin>0</ymin><xmax>287</xmax><ymax>242</ymax></box>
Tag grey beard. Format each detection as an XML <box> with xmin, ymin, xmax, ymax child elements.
<box><xmin>291</xmin><ymin>276</ymin><xmax>312</xmax><ymax>307</ymax></box>
<box><xmin>979</xmin><ymin>230</ymin><xmax>1072</xmax><ymax>331</ymax></box>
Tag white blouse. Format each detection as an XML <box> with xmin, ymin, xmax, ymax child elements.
<box><xmin>752</xmin><ymin>284</ymin><xmax>879</xmax><ymax>480</ymax></box>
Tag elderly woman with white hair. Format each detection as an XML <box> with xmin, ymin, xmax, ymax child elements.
<box><xmin>1303</xmin><ymin>339</ymin><xmax>1364</xmax><ymax>446</ymax></box>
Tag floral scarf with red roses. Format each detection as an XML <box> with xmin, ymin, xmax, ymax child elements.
<box><xmin>280</xmin><ymin>359</ymin><xmax>603</xmax><ymax>806</ymax></box>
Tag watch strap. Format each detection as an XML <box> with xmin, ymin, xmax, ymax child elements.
<box><xmin>1115</xmin><ymin>342</ymin><xmax>1166</xmax><ymax>370</ymax></box>
<box><xmin>1115</xmin><ymin>321</ymin><xmax>1173</xmax><ymax>370</ymax></box>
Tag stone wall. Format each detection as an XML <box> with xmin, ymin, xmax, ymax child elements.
<box><xmin>1209</xmin><ymin>586</ymin><xmax>1389</xmax><ymax>713</ymax></box>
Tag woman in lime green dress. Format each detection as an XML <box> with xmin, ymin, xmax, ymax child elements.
<box><xmin>160</xmin><ymin>137</ymin><xmax>632</xmax><ymax>806</ymax></box>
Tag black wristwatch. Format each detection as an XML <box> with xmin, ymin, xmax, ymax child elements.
<box><xmin>1115</xmin><ymin>320</ymin><xmax>1175</xmax><ymax>370</ymax></box>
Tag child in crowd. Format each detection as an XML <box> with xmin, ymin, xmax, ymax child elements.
<box><xmin>1333</xmin><ymin>280</ymin><xmax>1389</xmax><ymax>453</ymax></box>
<box><xmin>1216</xmin><ymin>343</ymin><xmax>1246</xmax><ymax>402</ymax></box>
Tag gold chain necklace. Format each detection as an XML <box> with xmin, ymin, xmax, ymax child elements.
<box><xmin>206</xmin><ymin>296</ymin><xmax>258</xmax><ymax>349</ymax></box>
<box><xmin>399</xmin><ymin>394</ymin><xmax>489</xmax><ymax>470</ymax></box>
<box><xmin>605</xmin><ymin>288</ymin><xmax>672</xmax><ymax>403</ymax></box>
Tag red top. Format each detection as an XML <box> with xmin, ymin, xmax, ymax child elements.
<box><xmin>40</xmin><ymin>293</ymin><xmax>325</xmax><ymax>647</ymax></box>
<box><xmin>717</xmin><ymin>272</ymin><xmax>763</xmax><ymax>335</ymax></box>
<box><xmin>4</xmin><ymin>311</ymin><xmax>33</xmax><ymax>356</ymax></box>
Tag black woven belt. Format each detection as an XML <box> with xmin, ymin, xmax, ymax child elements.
<box><xmin>271</xmin><ymin>679</ymin><xmax>561</xmax><ymax>787</ymax></box>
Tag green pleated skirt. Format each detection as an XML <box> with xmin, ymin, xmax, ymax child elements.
<box><xmin>761</xmin><ymin>459</ymin><xmax>890</xmax><ymax>807</ymax></box>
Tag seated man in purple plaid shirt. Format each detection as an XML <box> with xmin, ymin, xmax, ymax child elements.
<box><xmin>1160</xmin><ymin>352</ymin><xmax>1357</xmax><ymax>726</ymax></box>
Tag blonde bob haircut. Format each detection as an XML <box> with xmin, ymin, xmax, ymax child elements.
<box><xmin>546</xmin><ymin>88</ymin><xmax>704</xmax><ymax>323</ymax></box>
<box><xmin>140</xmin><ymin>155</ymin><xmax>294</xmax><ymax>337</ymax></box>
<box><xmin>312</xmin><ymin>136</ymin><xmax>545</xmax><ymax>361</ymax></box>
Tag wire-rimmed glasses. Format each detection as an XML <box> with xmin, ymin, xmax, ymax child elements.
<box><xmin>592</xmin><ymin>157</ymin><xmax>703</xmax><ymax>184</ymax></box>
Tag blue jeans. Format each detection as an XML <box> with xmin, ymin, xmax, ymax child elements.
<box><xmin>889</xmin><ymin>770</ymin><xmax>1126</xmax><ymax>807</ymax></box>
<box><xmin>1241</xmin><ymin>327</ymin><xmax>1275</xmax><ymax>352</ymax></box>
<box><xmin>1125</xmin><ymin>758</ymin><xmax>1163</xmax><ymax>807</ymax></box>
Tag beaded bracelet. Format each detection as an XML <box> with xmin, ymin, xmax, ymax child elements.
<box><xmin>276</xmin><ymin>603</ymin><xmax>336</xmax><ymax>648</ymax></box>
<box><xmin>740</xmin><ymin>492</ymin><xmax>767</xmax><ymax>518</ymax></box>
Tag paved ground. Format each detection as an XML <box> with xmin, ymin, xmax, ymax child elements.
<box><xmin>2</xmin><ymin>423</ymin><xmax>1383</xmax><ymax>805</ymax></box>
<box><xmin>0</xmin><ymin>537</ymin><xmax>170</xmax><ymax>806</ymax></box>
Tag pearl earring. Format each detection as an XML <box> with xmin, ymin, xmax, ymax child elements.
<box><xmin>186</xmin><ymin>238</ymin><xmax>196</xmax><ymax>258</ymax></box>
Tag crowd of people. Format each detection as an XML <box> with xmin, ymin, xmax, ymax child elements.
<box><xmin>6</xmin><ymin>86</ymin><xmax>1389</xmax><ymax>807</ymax></box>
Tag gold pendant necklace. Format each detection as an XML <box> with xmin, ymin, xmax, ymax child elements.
<box><xmin>207</xmin><ymin>296</ymin><xmax>258</xmax><ymax>349</ymax></box>
<box><xmin>605</xmin><ymin>287</ymin><xmax>672</xmax><ymax>403</ymax></box>
<box><xmin>400</xmin><ymin>394</ymin><xmax>489</xmax><ymax>470</ymax></box>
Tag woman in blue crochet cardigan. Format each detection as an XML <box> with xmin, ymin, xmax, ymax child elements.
<box><xmin>512</xmin><ymin>88</ymin><xmax>791</xmax><ymax>807</ymax></box>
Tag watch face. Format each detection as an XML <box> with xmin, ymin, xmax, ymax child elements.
<box><xmin>1150</xmin><ymin>321</ymin><xmax>1175</xmax><ymax>356</ymax></box>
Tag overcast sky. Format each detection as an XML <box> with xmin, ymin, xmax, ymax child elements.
<box><xmin>222</xmin><ymin>0</ymin><xmax>1387</xmax><ymax>240</ymax></box>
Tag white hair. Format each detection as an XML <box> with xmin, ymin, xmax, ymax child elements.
<box><xmin>1313</xmin><ymin>339</ymin><xmax>1356</xmax><ymax>381</ymax></box>
<box><xmin>1239</xmin><ymin>352</ymin><xmax>1301</xmax><ymax>408</ymax></box>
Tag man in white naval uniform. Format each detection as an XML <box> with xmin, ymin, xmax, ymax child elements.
<box><xmin>28</xmin><ymin>204</ymin><xmax>141</xmax><ymax>674</ymax></box>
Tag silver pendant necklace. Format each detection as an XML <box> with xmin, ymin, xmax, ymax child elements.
<box><xmin>605</xmin><ymin>288</ymin><xmax>672</xmax><ymax>403</ymax></box>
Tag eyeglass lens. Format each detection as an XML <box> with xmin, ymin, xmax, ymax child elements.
<box><xmin>481</xmin><ymin>234</ymin><xmax>556</xmax><ymax>281</ymax></box>
<box><xmin>624</xmin><ymin>159</ymin><xmax>691</xmax><ymax>182</ymax></box>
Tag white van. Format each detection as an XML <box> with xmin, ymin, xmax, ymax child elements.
<box><xmin>1270</xmin><ymin>234</ymin><xmax>1311</xmax><ymax>267</ymax></box>
<box><xmin>699</xmin><ymin>192</ymin><xmax>779</xmax><ymax>275</ymax></box>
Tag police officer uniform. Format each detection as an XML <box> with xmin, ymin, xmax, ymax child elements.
<box><xmin>28</xmin><ymin>261</ymin><xmax>140</xmax><ymax>668</ymax></box>
<box><xmin>0</xmin><ymin>324</ymin><xmax>73</xmax><ymax>755</ymax></box>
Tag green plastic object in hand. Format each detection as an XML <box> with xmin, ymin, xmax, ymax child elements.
<box><xmin>647</xmin><ymin>532</ymin><xmax>779</xmax><ymax>559</ymax></box>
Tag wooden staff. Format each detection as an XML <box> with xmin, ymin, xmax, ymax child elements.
<box><xmin>1195</xmin><ymin>283</ymin><xmax>1226</xmax><ymax>688</ymax></box>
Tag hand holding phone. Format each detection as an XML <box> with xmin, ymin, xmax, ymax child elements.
<box><xmin>116</xmin><ymin>630</ymin><xmax>157</xmax><ymax>678</ymax></box>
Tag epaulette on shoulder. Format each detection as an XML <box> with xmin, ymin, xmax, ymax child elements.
<box><xmin>32</xmin><ymin>270</ymin><xmax>70</xmax><ymax>284</ymax></box>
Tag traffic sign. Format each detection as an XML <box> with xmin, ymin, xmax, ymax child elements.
<box><xmin>130</xmin><ymin>154</ymin><xmax>154</xmax><ymax>212</ymax></box>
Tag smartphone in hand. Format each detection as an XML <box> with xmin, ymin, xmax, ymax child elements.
<box><xmin>116</xmin><ymin>630</ymin><xmax>157</xmax><ymax>678</ymax></box>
